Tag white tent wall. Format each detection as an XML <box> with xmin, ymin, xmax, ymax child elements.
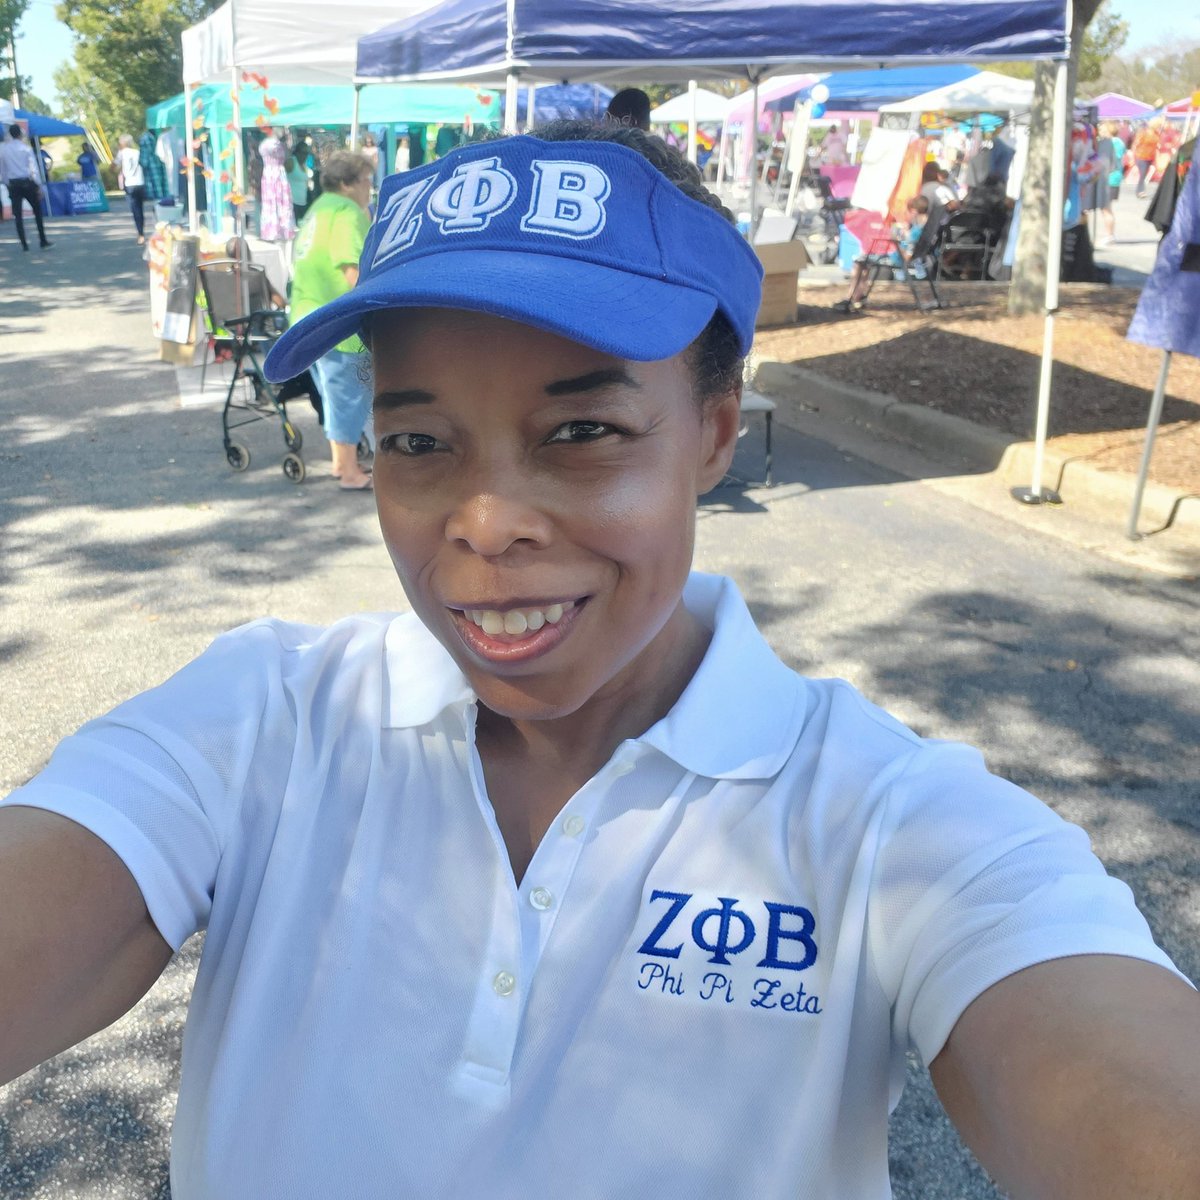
<box><xmin>180</xmin><ymin>0</ymin><xmax>444</xmax><ymax>232</ymax></box>
<box><xmin>181</xmin><ymin>0</ymin><xmax>439</xmax><ymax>88</ymax></box>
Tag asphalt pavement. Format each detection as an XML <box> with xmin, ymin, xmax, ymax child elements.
<box><xmin>1</xmin><ymin>208</ymin><xmax>1197</xmax><ymax>1199</ymax></box>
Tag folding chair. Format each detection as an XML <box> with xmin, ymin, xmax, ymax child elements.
<box><xmin>842</xmin><ymin>208</ymin><xmax>948</xmax><ymax>313</ymax></box>
<box><xmin>197</xmin><ymin>259</ymin><xmax>316</xmax><ymax>483</ymax></box>
<box><xmin>935</xmin><ymin>210</ymin><xmax>996</xmax><ymax>281</ymax></box>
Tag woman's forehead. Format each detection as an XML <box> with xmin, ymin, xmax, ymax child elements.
<box><xmin>370</xmin><ymin>307</ymin><xmax>689</xmax><ymax>396</ymax></box>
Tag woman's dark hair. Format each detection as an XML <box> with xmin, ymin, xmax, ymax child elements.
<box><xmin>527</xmin><ymin>120</ymin><xmax>745</xmax><ymax>402</ymax></box>
<box><xmin>920</xmin><ymin>161</ymin><xmax>942</xmax><ymax>183</ymax></box>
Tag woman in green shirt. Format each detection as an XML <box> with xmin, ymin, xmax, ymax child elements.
<box><xmin>290</xmin><ymin>151</ymin><xmax>375</xmax><ymax>490</ymax></box>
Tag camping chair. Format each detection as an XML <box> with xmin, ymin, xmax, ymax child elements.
<box><xmin>197</xmin><ymin>259</ymin><xmax>316</xmax><ymax>483</ymax></box>
<box><xmin>845</xmin><ymin>206</ymin><xmax>949</xmax><ymax>313</ymax></box>
<box><xmin>934</xmin><ymin>210</ymin><xmax>996</xmax><ymax>281</ymax></box>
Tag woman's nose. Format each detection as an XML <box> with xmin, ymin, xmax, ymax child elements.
<box><xmin>443</xmin><ymin>489</ymin><xmax>553</xmax><ymax>558</ymax></box>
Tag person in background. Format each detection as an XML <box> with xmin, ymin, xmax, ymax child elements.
<box><xmin>919</xmin><ymin>161</ymin><xmax>959</xmax><ymax>213</ymax></box>
<box><xmin>285</xmin><ymin>150</ymin><xmax>310</xmax><ymax>222</ymax></box>
<box><xmin>836</xmin><ymin>193</ymin><xmax>929</xmax><ymax>311</ymax></box>
<box><xmin>76</xmin><ymin>142</ymin><xmax>99</xmax><ymax>179</ymax></box>
<box><xmin>821</xmin><ymin>121</ymin><xmax>850</xmax><ymax>166</ymax></box>
<box><xmin>115</xmin><ymin>133</ymin><xmax>148</xmax><ymax>245</ymax></box>
<box><xmin>288</xmin><ymin>149</ymin><xmax>375</xmax><ymax>490</ymax></box>
<box><xmin>360</xmin><ymin>131</ymin><xmax>380</xmax><ymax>175</ymax></box>
<box><xmin>394</xmin><ymin>134</ymin><xmax>411</xmax><ymax>174</ymax></box>
<box><xmin>1090</xmin><ymin>121</ymin><xmax>1122</xmax><ymax>246</ymax></box>
<box><xmin>1132</xmin><ymin>120</ymin><xmax>1160</xmax><ymax>199</ymax></box>
<box><xmin>1</xmin><ymin>125</ymin><xmax>52</xmax><ymax>251</ymax></box>
<box><xmin>605</xmin><ymin>87</ymin><xmax>652</xmax><ymax>132</ymax></box>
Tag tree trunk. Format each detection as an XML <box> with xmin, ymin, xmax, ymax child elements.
<box><xmin>1007</xmin><ymin>1</ymin><xmax>1099</xmax><ymax>316</ymax></box>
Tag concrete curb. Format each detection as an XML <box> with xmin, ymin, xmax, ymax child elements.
<box><xmin>754</xmin><ymin>360</ymin><xmax>1200</xmax><ymax>541</ymax></box>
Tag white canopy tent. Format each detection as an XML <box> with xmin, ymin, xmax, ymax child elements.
<box><xmin>179</xmin><ymin>0</ymin><xmax>441</xmax><ymax>232</ymax></box>
<box><xmin>879</xmin><ymin>70</ymin><xmax>1035</xmax><ymax>116</ymax></box>
<box><xmin>650</xmin><ymin>85</ymin><xmax>730</xmax><ymax>165</ymax></box>
<box><xmin>649</xmin><ymin>87</ymin><xmax>730</xmax><ymax>124</ymax></box>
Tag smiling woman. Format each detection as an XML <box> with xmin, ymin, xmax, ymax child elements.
<box><xmin>1</xmin><ymin>122</ymin><xmax>1198</xmax><ymax>1200</ymax></box>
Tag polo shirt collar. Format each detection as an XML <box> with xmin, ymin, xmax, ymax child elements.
<box><xmin>636</xmin><ymin>573</ymin><xmax>809</xmax><ymax>780</ymax></box>
<box><xmin>382</xmin><ymin>616</ymin><xmax>474</xmax><ymax>728</ymax></box>
<box><xmin>382</xmin><ymin>573</ymin><xmax>809</xmax><ymax>781</ymax></box>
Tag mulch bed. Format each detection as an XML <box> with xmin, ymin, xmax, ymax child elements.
<box><xmin>753</xmin><ymin>284</ymin><xmax>1200</xmax><ymax>494</ymax></box>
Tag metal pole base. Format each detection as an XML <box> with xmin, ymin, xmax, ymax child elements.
<box><xmin>1011</xmin><ymin>486</ymin><xmax>1062</xmax><ymax>506</ymax></box>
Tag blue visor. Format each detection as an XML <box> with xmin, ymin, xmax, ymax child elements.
<box><xmin>264</xmin><ymin>136</ymin><xmax>763</xmax><ymax>382</ymax></box>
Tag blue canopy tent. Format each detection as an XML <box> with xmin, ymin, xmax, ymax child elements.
<box><xmin>506</xmin><ymin>82</ymin><xmax>615</xmax><ymax>125</ymax></box>
<box><xmin>356</xmin><ymin>0</ymin><xmax>1067</xmax><ymax>85</ymax></box>
<box><xmin>16</xmin><ymin>110</ymin><xmax>87</xmax><ymax>138</ymax></box>
<box><xmin>763</xmin><ymin>65</ymin><xmax>977</xmax><ymax>112</ymax></box>
<box><xmin>356</xmin><ymin>0</ymin><xmax>1074</xmax><ymax>504</ymax></box>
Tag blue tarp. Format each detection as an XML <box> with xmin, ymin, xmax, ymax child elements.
<box><xmin>764</xmin><ymin>65</ymin><xmax>978</xmax><ymax>112</ymax></box>
<box><xmin>357</xmin><ymin>0</ymin><xmax>1070</xmax><ymax>84</ymax></box>
<box><xmin>16</xmin><ymin>109</ymin><xmax>86</xmax><ymax>137</ymax></box>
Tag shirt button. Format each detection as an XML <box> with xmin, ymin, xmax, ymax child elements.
<box><xmin>562</xmin><ymin>814</ymin><xmax>585</xmax><ymax>837</ymax></box>
<box><xmin>529</xmin><ymin>886</ymin><xmax>554</xmax><ymax>911</ymax></box>
<box><xmin>492</xmin><ymin>971</ymin><xmax>516</xmax><ymax>997</ymax></box>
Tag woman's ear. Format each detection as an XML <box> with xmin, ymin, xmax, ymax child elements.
<box><xmin>695</xmin><ymin>384</ymin><xmax>744</xmax><ymax>495</ymax></box>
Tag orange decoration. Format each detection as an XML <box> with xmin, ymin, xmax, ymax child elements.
<box><xmin>254</xmin><ymin>113</ymin><xmax>269</xmax><ymax>129</ymax></box>
<box><xmin>201</xmin><ymin>168</ymin><xmax>214</xmax><ymax>180</ymax></box>
<box><xmin>219</xmin><ymin>171</ymin><xmax>231</xmax><ymax>184</ymax></box>
<box><xmin>192</xmin><ymin>116</ymin><xmax>204</xmax><ymax>130</ymax></box>
<box><xmin>229</xmin><ymin>190</ymin><xmax>247</xmax><ymax>206</ymax></box>
<box><xmin>225</xmin><ymin>120</ymin><xmax>239</xmax><ymax>132</ymax></box>
<box><xmin>264</xmin><ymin>96</ymin><xmax>279</xmax><ymax>115</ymax></box>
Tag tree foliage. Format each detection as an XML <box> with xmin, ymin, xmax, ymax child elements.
<box><xmin>54</xmin><ymin>0</ymin><xmax>220</xmax><ymax>135</ymax></box>
<box><xmin>1092</xmin><ymin>41</ymin><xmax>1200</xmax><ymax>105</ymax></box>
<box><xmin>993</xmin><ymin>1</ymin><xmax>1128</xmax><ymax>85</ymax></box>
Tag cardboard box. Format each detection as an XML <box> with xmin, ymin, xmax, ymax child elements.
<box><xmin>754</xmin><ymin>240</ymin><xmax>811</xmax><ymax>328</ymax></box>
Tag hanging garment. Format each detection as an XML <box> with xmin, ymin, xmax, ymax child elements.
<box><xmin>1145</xmin><ymin>139</ymin><xmax>1196</xmax><ymax>236</ymax></box>
<box><xmin>1128</xmin><ymin>151</ymin><xmax>1200</xmax><ymax>359</ymax></box>
<box><xmin>139</xmin><ymin>130</ymin><xmax>168</xmax><ymax>201</ymax></box>
<box><xmin>257</xmin><ymin>134</ymin><xmax>297</xmax><ymax>242</ymax></box>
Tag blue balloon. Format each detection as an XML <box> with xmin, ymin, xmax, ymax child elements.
<box><xmin>811</xmin><ymin>101</ymin><xmax>826</xmax><ymax>118</ymax></box>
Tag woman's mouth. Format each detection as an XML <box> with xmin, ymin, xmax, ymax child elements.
<box><xmin>449</xmin><ymin>599</ymin><xmax>584</xmax><ymax>662</ymax></box>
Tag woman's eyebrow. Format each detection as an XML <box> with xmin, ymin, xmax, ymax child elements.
<box><xmin>374</xmin><ymin>388</ymin><xmax>437</xmax><ymax>410</ymax></box>
<box><xmin>544</xmin><ymin>368</ymin><xmax>642</xmax><ymax>397</ymax></box>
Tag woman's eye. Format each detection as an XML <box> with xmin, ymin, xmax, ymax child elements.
<box><xmin>379</xmin><ymin>433</ymin><xmax>444</xmax><ymax>456</ymax></box>
<box><xmin>546</xmin><ymin>420</ymin><xmax>618</xmax><ymax>444</ymax></box>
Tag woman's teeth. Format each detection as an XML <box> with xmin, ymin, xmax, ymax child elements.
<box><xmin>466</xmin><ymin>602</ymin><xmax>573</xmax><ymax>636</ymax></box>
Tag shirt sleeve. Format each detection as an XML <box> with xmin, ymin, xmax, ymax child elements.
<box><xmin>0</xmin><ymin>622</ymin><xmax>294</xmax><ymax>951</ymax></box>
<box><xmin>327</xmin><ymin>205</ymin><xmax>366</xmax><ymax>270</ymax></box>
<box><xmin>867</xmin><ymin>742</ymin><xmax>1192</xmax><ymax>1067</ymax></box>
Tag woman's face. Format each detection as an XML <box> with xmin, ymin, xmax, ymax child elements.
<box><xmin>342</xmin><ymin>172</ymin><xmax>372</xmax><ymax>212</ymax></box>
<box><xmin>370</xmin><ymin>308</ymin><xmax>740</xmax><ymax>723</ymax></box>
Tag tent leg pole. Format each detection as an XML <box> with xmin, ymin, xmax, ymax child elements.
<box><xmin>505</xmin><ymin>73</ymin><xmax>519</xmax><ymax>134</ymax></box>
<box><xmin>1013</xmin><ymin>58</ymin><xmax>1069</xmax><ymax>508</ymax></box>
<box><xmin>231</xmin><ymin>66</ymin><xmax>246</xmax><ymax>239</ymax></box>
<box><xmin>350</xmin><ymin>84</ymin><xmax>362</xmax><ymax>149</ymax></box>
<box><xmin>749</xmin><ymin>77</ymin><xmax>760</xmax><ymax>239</ymax></box>
<box><xmin>185</xmin><ymin>83</ymin><xmax>199</xmax><ymax>235</ymax></box>
<box><xmin>716</xmin><ymin>122</ymin><xmax>728</xmax><ymax>188</ymax></box>
<box><xmin>1126</xmin><ymin>350</ymin><xmax>1172</xmax><ymax>540</ymax></box>
<box><xmin>687</xmin><ymin>79</ymin><xmax>698</xmax><ymax>166</ymax></box>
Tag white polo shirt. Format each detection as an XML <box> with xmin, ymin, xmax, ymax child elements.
<box><xmin>6</xmin><ymin>573</ymin><xmax>1185</xmax><ymax>1199</ymax></box>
